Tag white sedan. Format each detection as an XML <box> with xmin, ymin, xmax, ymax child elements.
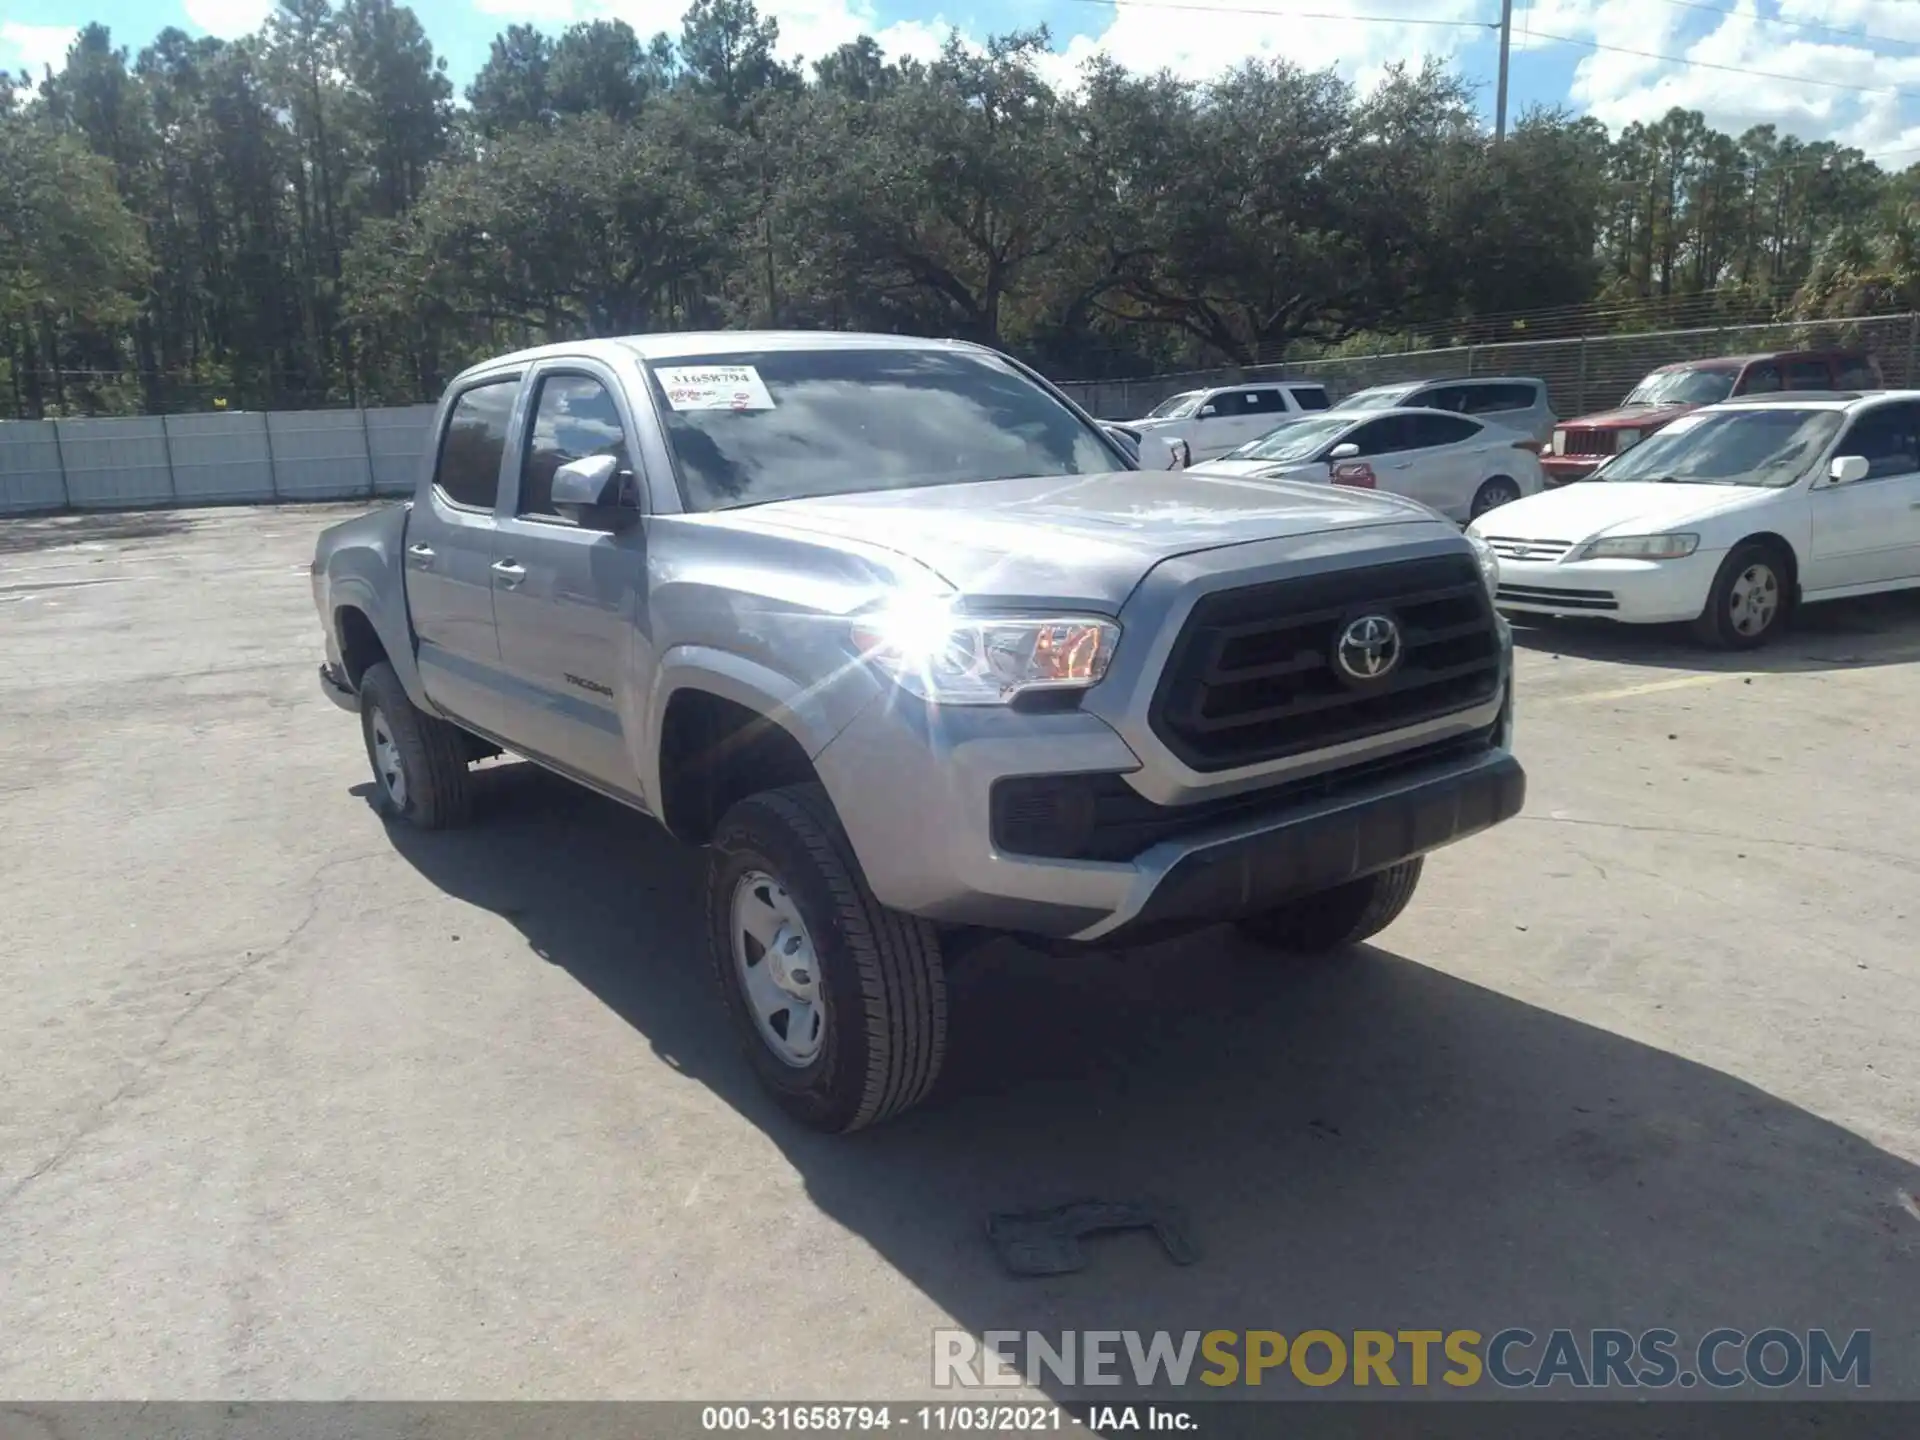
<box><xmin>1469</xmin><ymin>391</ymin><xmax>1920</xmax><ymax>648</ymax></box>
<box><xmin>1188</xmin><ymin>406</ymin><xmax>1546</xmax><ymax>522</ymax></box>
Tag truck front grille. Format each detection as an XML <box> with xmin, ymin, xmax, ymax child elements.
<box><xmin>1561</xmin><ymin>428</ymin><xmax>1615</xmax><ymax>457</ymax></box>
<box><xmin>1149</xmin><ymin>554</ymin><xmax>1503</xmax><ymax>772</ymax></box>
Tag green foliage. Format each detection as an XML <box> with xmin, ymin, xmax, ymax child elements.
<box><xmin>5</xmin><ymin>0</ymin><xmax>1917</xmax><ymax>418</ymax></box>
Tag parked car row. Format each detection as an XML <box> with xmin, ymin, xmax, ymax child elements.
<box><xmin>1116</xmin><ymin>345</ymin><xmax>1909</xmax><ymax>652</ymax></box>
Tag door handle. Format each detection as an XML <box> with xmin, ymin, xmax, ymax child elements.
<box><xmin>406</xmin><ymin>543</ymin><xmax>435</xmax><ymax>565</ymax></box>
<box><xmin>491</xmin><ymin>560</ymin><xmax>526</xmax><ymax>589</ymax></box>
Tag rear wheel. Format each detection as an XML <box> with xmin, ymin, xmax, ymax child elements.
<box><xmin>358</xmin><ymin>662</ymin><xmax>474</xmax><ymax>829</ymax></box>
<box><xmin>708</xmin><ymin>783</ymin><xmax>946</xmax><ymax>1132</ymax></box>
<box><xmin>1234</xmin><ymin>860</ymin><xmax>1424</xmax><ymax>955</ymax></box>
<box><xmin>1470</xmin><ymin>475</ymin><xmax>1523</xmax><ymax>520</ymax></box>
<box><xmin>1691</xmin><ymin>540</ymin><xmax>1789</xmax><ymax>649</ymax></box>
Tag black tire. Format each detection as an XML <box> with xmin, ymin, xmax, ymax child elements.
<box><xmin>358</xmin><ymin>661</ymin><xmax>475</xmax><ymax>829</ymax></box>
<box><xmin>1690</xmin><ymin>540</ymin><xmax>1790</xmax><ymax>650</ymax></box>
<box><xmin>1234</xmin><ymin>859</ymin><xmax>1424</xmax><ymax>954</ymax></box>
<box><xmin>708</xmin><ymin>783</ymin><xmax>947</xmax><ymax>1133</ymax></box>
<box><xmin>1470</xmin><ymin>475</ymin><xmax>1523</xmax><ymax>520</ymax></box>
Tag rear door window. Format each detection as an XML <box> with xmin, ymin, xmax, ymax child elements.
<box><xmin>1407</xmin><ymin>413</ymin><xmax>1483</xmax><ymax>448</ymax></box>
<box><xmin>1836</xmin><ymin>356</ymin><xmax>1879</xmax><ymax>389</ymax></box>
<box><xmin>1286</xmin><ymin>385</ymin><xmax>1330</xmax><ymax>411</ymax></box>
<box><xmin>1346</xmin><ymin>415</ymin><xmax>1416</xmax><ymax>456</ymax></box>
<box><xmin>434</xmin><ymin>379</ymin><xmax>519</xmax><ymax>511</ymax></box>
<box><xmin>1785</xmin><ymin>358</ymin><xmax>1833</xmax><ymax>390</ymax></box>
<box><xmin>1465</xmin><ymin>382</ymin><xmax>1538</xmax><ymax>414</ymax></box>
<box><xmin>1418</xmin><ymin>384</ymin><xmax>1470</xmax><ymax>412</ymax></box>
<box><xmin>1239</xmin><ymin>388</ymin><xmax>1287</xmax><ymax>415</ymax></box>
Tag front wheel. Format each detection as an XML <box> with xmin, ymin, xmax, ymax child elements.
<box><xmin>1470</xmin><ymin>475</ymin><xmax>1523</xmax><ymax>520</ymax></box>
<box><xmin>358</xmin><ymin>661</ymin><xmax>475</xmax><ymax>829</ymax></box>
<box><xmin>1691</xmin><ymin>541</ymin><xmax>1789</xmax><ymax>649</ymax></box>
<box><xmin>708</xmin><ymin>783</ymin><xmax>947</xmax><ymax>1133</ymax></box>
<box><xmin>1234</xmin><ymin>859</ymin><xmax>1424</xmax><ymax>954</ymax></box>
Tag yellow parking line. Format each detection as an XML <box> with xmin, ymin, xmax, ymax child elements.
<box><xmin>1555</xmin><ymin>673</ymin><xmax>1747</xmax><ymax>704</ymax></box>
<box><xmin>1544</xmin><ymin>641</ymin><xmax>1920</xmax><ymax>705</ymax></box>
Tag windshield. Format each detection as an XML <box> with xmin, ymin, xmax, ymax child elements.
<box><xmin>1145</xmin><ymin>391</ymin><xmax>1203</xmax><ymax>419</ymax></box>
<box><xmin>1602</xmin><ymin>408</ymin><xmax>1842</xmax><ymax>488</ymax></box>
<box><xmin>1625</xmin><ymin>367</ymin><xmax>1737</xmax><ymax>407</ymax></box>
<box><xmin>645</xmin><ymin>348</ymin><xmax>1121</xmax><ymax>512</ymax></box>
<box><xmin>1333</xmin><ymin>385</ymin><xmax>1413</xmax><ymax>412</ymax></box>
<box><xmin>1229</xmin><ymin>415</ymin><xmax>1354</xmax><ymax>462</ymax></box>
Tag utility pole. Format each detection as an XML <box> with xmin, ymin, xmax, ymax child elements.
<box><xmin>1495</xmin><ymin>0</ymin><xmax>1514</xmax><ymax>143</ymax></box>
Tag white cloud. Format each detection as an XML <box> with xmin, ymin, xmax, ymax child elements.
<box><xmin>466</xmin><ymin>0</ymin><xmax>960</xmax><ymax>69</ymax></box>
<box><xmin>182</xmin><ymin>0</ymin><xmax>279</xmax><ymax>40</ymax></box>
<box><xmin>458</xmin><ymin>0</ymin><xmax>1920</xmax><ymax>160</ymax></box>
<box><xmin>0</xmin><ymin>20</ymin><xmax>77</xmax><ymax>75</ymax></box>
<box><xmin>1512</xmin><ymin>0</ymin><xmax>1920</xmax><ymax>162</ymax></box>
<box><xmin>1038</xmin><ymin>0</ymin><xmax>1488</xmax><ymax>93</ymax></box>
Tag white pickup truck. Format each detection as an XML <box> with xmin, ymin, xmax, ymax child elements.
<box><xmin>1117</xmin><ymin>381</ymin><xmax>1333</xmax><ymax>461</ymax></box>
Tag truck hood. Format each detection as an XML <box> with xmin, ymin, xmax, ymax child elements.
<box><xmin>1563</xmin><ymin>402</ymin><xmax>1695</xmax><ymax>430</ymax></box>
<box><xmin>1470</xmin><ymin>480</ymin><xmax>1766</xmax><ymax>542</ymax></box>
<box><xmin>713</xmin><ymin>470</ymin><xmax>1436</xmax><ymax>612</ymax></box>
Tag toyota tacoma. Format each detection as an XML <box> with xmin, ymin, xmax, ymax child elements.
<box><xmin>311</xmin><ymin>332</ymin><xmax>1526</xmax><ymax>1132</ymax></box>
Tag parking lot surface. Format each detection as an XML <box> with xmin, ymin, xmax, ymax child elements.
<box><xmin>2</xmin><ymin>504</ymin><xmax>1917</xmax><ymax>1400</ymax></box>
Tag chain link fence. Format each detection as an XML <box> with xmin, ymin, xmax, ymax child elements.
<box><xmin>1055</xmin><ymin>313</ymin><xmax>1920</xmax><ymax>421</ymax></box>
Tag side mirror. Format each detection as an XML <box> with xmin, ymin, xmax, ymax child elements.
<box><xmin>1327</xmin><ymin>442</ymin><xmax>1361</xmax><ymax>462</ymax></box>
<box><xmin>1137</xmin><ymin>433</ymin><xmax>1189</xmax><ymax>471</ymax></box>
<box><xmin>552</xmin><ymin>454</ymin><xmax>635</xmax><ymax>525</ymax></box>
<box><xmin>1198</xmin><ymin>404</ymin><xmax>1218</xmax><ymax>418</ymax></box>
<box><xmin>1828</xmin><ymin>455</ymin><xmax>1870</xmax><ymax>485</ymax></box>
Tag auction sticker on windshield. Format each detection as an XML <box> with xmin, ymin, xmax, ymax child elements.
<box><xmin>656</xmin><ymin>365</ymin><xmax>776</xmax><ymax>412</ymax></box>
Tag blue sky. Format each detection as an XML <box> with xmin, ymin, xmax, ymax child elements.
<box><xmin>5</xmin><ymin>0</ymin><xmax>1919</xmax><ymax>164</ymax></box>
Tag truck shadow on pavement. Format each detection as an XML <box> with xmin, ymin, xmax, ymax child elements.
<box><xmin>376</xmin><ymin>762</ymin><xmax>1920</xmax><ymax>1402</ymax></box>
<box><xmin>1509</xmin><ymin>588</ymin><xmax>1920</xmax><ymax>674</ymax></box>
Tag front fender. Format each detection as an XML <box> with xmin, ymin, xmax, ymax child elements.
<box><xmin>316</xmin><ymin>504</ymin><xmax>431</xmax><ymax>712</ymax></box>
<box><xmin>638</xmin><ymin>646</ymin><xmax>880</xmax><ymax>811</ymax></box>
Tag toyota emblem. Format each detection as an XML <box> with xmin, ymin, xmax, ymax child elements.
<box><xmin>1335</xmin><ymin>614</ymin><xmax>1401</xmax><ymax>681</ymax></box>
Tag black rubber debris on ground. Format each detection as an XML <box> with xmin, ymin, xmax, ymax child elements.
<box><xmin>987</xmin><ymin>1199</ymin><xmax>1198</xmax><ymax>1277</ymax></box>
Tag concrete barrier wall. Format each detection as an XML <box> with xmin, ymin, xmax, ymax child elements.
<box><xmin>0</xmin><ymin>405</ymin><xmax>438</xmax><ymax>516</ymax></box>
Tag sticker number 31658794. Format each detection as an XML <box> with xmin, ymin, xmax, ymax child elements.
<box><xmin>654</xmin><ymin>365</ymin><xmax>776</xmax><ymax>412</ymax></box>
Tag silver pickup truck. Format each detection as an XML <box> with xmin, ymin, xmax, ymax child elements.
<box><xmin>311</xmin><ymin>332</ymin><xmax>1525</xmax><ymax>1132</ymax></box>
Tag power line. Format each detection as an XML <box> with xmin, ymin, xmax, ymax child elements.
<box><xmin>1526</xmin><ymin>27</ymin><xmax>1920</xmax><ymax>105</ymax></box>
<box><xmin>1061</xmin><ymin>0</ymin><xmax>1498</xmax><ymax>30</ymax></box>
<box><xmin>1653</xmin><ymin>0</ymin><xmax>1920</xmax><ymax>51</ymax></box>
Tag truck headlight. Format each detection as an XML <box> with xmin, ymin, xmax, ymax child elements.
<box><xmin>1578</xmin><ymin>533</ymin><xmax>1699</xmax><ymax>560</ymax></box>
<box><xmin>852</xmin><ymin>601</ymin><xmax>1120</xmax><ymax>705</ymax></box>
<box><xmin>1465</xmin><ymin>530</ymin><xmax>1500</xmax><ymax>598</ymax></box>
<box><xmin>1615</xmin><ymin>428</ymin><xmax>1642</xmax><ymax>451</ymax></box>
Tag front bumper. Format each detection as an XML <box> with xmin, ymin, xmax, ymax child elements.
<box><xmin>1493</xmin><ymin>550</ymin><xmax>1724</xmax><ymax>625</ymax></box>
<box><xmin>1097</xmin><ymin>747</ymin><xmax>1524</xmax><ymax>946</ymax></box>
<box><xmin>1540</xmin><ymin>456</ymin><xmax>1604</xmax><ymax>486</ymax></box>
<box><xmin>319</xmin><ymin>662</ymin><xmax>359</xmax><ymax>713</ymax></box>
<box><xmin>814</xmin><ymin>682</ymin><xmax>1523</xmax><ymax>946</ymax></box>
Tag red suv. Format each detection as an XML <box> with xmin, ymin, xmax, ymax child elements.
<box><xmin>1542</xmin><ymin>349</ymin><xmax>1885</xmax><ymax>485</ymax></box>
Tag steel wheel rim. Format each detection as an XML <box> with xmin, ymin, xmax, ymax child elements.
<box><xmin>730</xmin><ymin>869</ymin><xmax>825</xmax><ymax>1068</ymax></box>
<box><xmin>1728</xmin><ymin>562</ymin><xmax>1779</xmax><ymax>636</ymax></box>
<box><xmin>369</xmin><ymin>709</ymin><xmax>407</xmax><ymax>808</ymax></box>
<box><xmin>1473</xmin><ymin>479</ymin><xmax>1520</xmax><ymax>518</ymax></box>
